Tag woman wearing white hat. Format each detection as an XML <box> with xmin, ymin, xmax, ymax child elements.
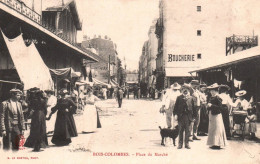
<box><xmin>233</xmin><ymin>90</ymin><xmax>249</xmax><ymax>111</ymax></box>
<box><xmin>206</xmin><ymin>83</ymin><xmax>227</xmax><ymax>149</ymax></box>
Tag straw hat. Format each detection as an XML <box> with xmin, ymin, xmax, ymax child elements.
<box><xmin>219</xmin><ymin>84</ymin><xmax>230</xmax><ymax>91</ymax></box>
<box><xmin>190</xmin><ymin>80</ymin><xmax>200</xmax><ymax>86</ymax></box>
<box><xmin>235</xmin><ymin>90</ymin><xmax>247</xmax><ymax>97</ymax></box>
<box><xmin>171</xmin><ymin>82</ymin><xmax>181</xmax><ymax>90</ymax></box>
<box><xmin>181</xmin><ymin>83</ymin><xmax>193</xmax><ymax>93</ymax></box>
<box><xmin>10</xmin><ymin>88</ymin><xmax>22</xmax><ymax>94</ymax></box>
<box><xmin>207</xmin><ymin>83</ymin><xmax>219</xmax><ymax>89</ymax></box>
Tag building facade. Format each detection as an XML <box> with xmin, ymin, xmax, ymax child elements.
<box><xmin>81</xmin><ymin>35</ymin><xmax>118</xmax><ymax>84</ymax></box>
<box><xmin>0</xmin><ymin>0</ymin><xmax>97</xmax><ymax>100</ymax></box>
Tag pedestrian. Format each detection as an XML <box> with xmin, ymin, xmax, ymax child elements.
<box><xmin>47</xmin><ymin>89</ymin><xmax>78</xmax><ymax>146</ymax></box>
<box><xmin>102</xmin><ymin>87</ymin><xmax>107</xmax><ymax>100</ymax></box>
<box><xmin>81</xmin><ymin>88</ymin><xmax>101</xmax><ymax>133</ymax></box>
<box><xmin>161</xmin><ymin>82</ymin><xmax>181</xmax><ymax>128</ymax></box>
<box><xmin>45</xmin><ymin>90</ymin><xmax>57</xmax><ymax>134</ymax></box>
<box><xmin>138</xmin><ymin>87</ymin><xmax>141</xmax><ymax>99</ymax></box>
<box><xmin>218</xmin><ymin>84</ymin><xmax>232</xmax><ymax>139</ymax></box>
<box><xmin>189</xmin><ymin>80</ymin><xmax>201</xmax><ymax>141</ymax></box>
<box><xmin>233</xmin><ymin>90</ymin><xmax>249</xmax><ymax>111</ymax></box>
<box><xmin>206</xmin><ymin>83</ymin><xmax>227</xmax><ymax>149</ymax></box>
<box><xmin>24</xmin><ymin>88</ymin><xmax>48</xmax><ymax>151</ymax></box>
<box><xmin>116</xmin><ymin>87</ymin><xmax>124</xmax><ymax>108</ymax></box>
<box><xmin>0</xmin><ymin>88</ymin><xmax>25</xmax><ymax>150</ymax></box>
<box><xmin>197</xmin><ymin>84</ymin><xmax>209</xmax><ymax>136</ymax></box>
<box><xmin>246</xmin><ymin>107</ymin><xmax>257</xmax><ymax>140</ymax></box>
<box><xmin>173</xmin><ymin>84</ymin><xmax>195</xmax><ymax>149</ymax></box>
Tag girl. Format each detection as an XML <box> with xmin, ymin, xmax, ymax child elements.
<box><xmin>247</xmin><ymin>107</ymin><xmax>257</xmax><ymax>139</ymax></box>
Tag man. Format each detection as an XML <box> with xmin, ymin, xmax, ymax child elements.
<box><xmin>0</xmin><ymin>89</ymin><xmax>25</xmax><ymax>150</ymax></box>
<box><xmin>174</xmin><ymin>84</ymin><xmax>195</xmax><ymax>149</ymax></box>
<box><xmin>116</xmin><ymin>87</ymin><xmax>124</xmax><ymax>108</ymax></box>
<box><xmin>161</xmin><ymin>82</ymin><xmax>181</xmax><ymax>128</ymax></box>
<box><xmin>189</xmin><ymin>80</ymin><xmax>201</xmax><ymax>141</ymax></box>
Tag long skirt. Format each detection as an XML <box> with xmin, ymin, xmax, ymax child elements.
<box><xmin>198</xmin><ymin>104</ymin><xmax>208</xmax><ymax>134</ymax></box>
<box><xmin>82</xmin><ymin>105</ymin><xmax>98</xmax><ymax>132</ymax></box>
<box><xmin>24</xmin><ymin>110</ymin><xmax>48</xmax><ymax>148</ymax></box>
<box><xmin>207</xmin><ymin>111</ymin><xmax>227</xmax><ymax>147</ymax></box>
<box><xmin>51</xmin><ymin>111</ymin><xmax>78</xmax><ymax>146</ymax></box>
<box><xmin>221</xmin><ymin>105</ymin><xmax>231</xmax><ymax>137</ymax></box>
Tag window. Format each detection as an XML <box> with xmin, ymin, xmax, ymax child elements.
<box><xmin>197</xmin><ymin>30</ymin><xmax>201</xmax><ymax>36</ymax></box>
<box><xmin>197</xmin><ymin>6</ymin><xmax>201</xmax><ymax>12</ymax></box>
<box><xmin>197</xmin><ymin>53</ymin><xmax>202</xmax><ymax>59</ymax></box>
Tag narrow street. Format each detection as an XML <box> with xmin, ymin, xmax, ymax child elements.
<box><xmin>2</xmin><ymin>98</ymin><xmax>260</xmax><ymax>164</ymax></box>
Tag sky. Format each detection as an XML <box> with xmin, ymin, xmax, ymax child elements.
<box><xmin>76</xmin><ymin>0</ymin><xmax>159</xmax><ymax>71</ymax></box>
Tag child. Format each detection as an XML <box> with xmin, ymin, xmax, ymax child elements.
<box><xmin>247</xmin><ymin>107</ymin><xmax>257</xmax><ymax>139</ymax></box>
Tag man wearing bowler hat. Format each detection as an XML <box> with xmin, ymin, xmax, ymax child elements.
<box><xmin>0</xmin><ymin>89</ymin><xmax>25</xmax><ymax>150</ymax></box>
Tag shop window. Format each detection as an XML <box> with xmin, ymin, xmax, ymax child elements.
<box><xmin>197</xmin><ymin>30</ymin><xmax>201</xmax><ymax>36</ymax></box>
<box><xmin>197</xmin><ymin>6</ymin><xmax>201</xmax><ymax>12</ymax></box>
<box><xmin>197</xmin><ymin>53</ymin><xmax>202</xmax><ymax>59</ymax></box>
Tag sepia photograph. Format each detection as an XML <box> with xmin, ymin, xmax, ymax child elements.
<box><xmin>0</xmin><ymin>0</ymin><xmax>260</xmax><ymax>163</ymax></box>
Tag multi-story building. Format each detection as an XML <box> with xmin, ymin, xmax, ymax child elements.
<box><xmin>81</xmin><ymin>35</ymin><xmax>118</xmax><ymax>84</ymax></box>
<box><xmin>138</xmin><ymin>41</ymin><xmax>149</xmax><ymax>84</ymax></box>
<box><xmin>155</xmin><ymin>0</ymin><xmax>254</xmax><ymax>88</ymax></box>
<box><xmin>0</xmin><ymin>0</ymin><xmax>97</xmax><ymax>100</ymax></box>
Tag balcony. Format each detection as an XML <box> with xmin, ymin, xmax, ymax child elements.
<box><xmin>0</xmin><ymin>0</ymin><xmax>97</xmax><ymax>61</ymax></box>
<box><xmin>0</xmin><ymin>0</ymin><xmax>41</xmax><ymax>24</ymax></box>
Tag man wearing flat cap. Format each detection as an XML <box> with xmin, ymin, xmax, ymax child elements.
<box><xmin>161</xmin><ymin>82</ymin><xmax>181</xmax><ymax>128</ymax></box>
<box><xmin>0</xmin><ymin>89</ymin><xmax>25</xmax><ymax>150</ymax></box>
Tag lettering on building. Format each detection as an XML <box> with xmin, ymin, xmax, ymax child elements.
<box><xmin>168</xmin><ymin>54</ymin><xmax>195</xmax><ymax>62</ymax></box>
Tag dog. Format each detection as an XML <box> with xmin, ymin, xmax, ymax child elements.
<box><xmin>159</xmin><ymin>125</ymin><xmax>179</xmax><ymax>146</ymax></box>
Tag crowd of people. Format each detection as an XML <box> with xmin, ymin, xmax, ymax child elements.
<box><xmin>0</xmin><ymin>86</ymin><xmax>102</xmax><ymax>152</ymax></box>
<box><xmin>160</xmin><ymin>80</ymin><xmax>257</xmax><ymax>149</ymax></box>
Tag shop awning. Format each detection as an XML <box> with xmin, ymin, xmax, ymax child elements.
<box><xmin>93</xmin><ymin>78</ymin><xmax>109</xmax><ymax>86</ymax></box>
<box><xmin>1</xmin><ymin>31</ymin><xmax>54</xmax><ymax>90</ymax></box>
<box><xmin>190</xmin><ymin>46</ymin><xmax>260</xmax><ymax>73</ymax></box>
<box><xmin>165</xmin><ymin>67</ymin><xmax>194</xmax><ymax>77</ymax></box>
<box><xmin>50</xmin><ymin>67</ymin><xmax>81</xmax><ymax>79</ymax></box>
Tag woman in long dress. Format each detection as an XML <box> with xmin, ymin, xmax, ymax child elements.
<box><xmin>82</xmin><ymin>88</ymin><xmax>101</xmax><ymax>133</ymax></box>
<box><xmin>24</xmin><ymin>88</ymin><xmax>48</xmax><ymax>151</ymax></box>
<box><xmin>206</xmin><ymin>83</ymin><xmax>227</xmax><ymax>149</ymax></box>
<box><xmin>47</xmin><ymin>89</ymin><xmax>78</xmax><ymax>146</ymax></box>
<box><xmin>218</xmin><ymin>85</ymin><xmax>232</xmax><ymax>139</ymax></box>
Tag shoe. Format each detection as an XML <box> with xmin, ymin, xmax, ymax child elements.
<box><xmin>193</xmin><ymin>136</ymin><xmax>201</xmax><ymax>140</ymax></box>
<box><xmin>177</xmin><ymin>145</ymin><xmax>182</xmax><ymax>149</ymax></box>
<box><xmin>210</xmin><ymin>146</ymin><xmax>220</xmax><ymax>150</ymax></box>
<box><xmin>185</xmin><ymin>145</ymin><xmax>191</xmax><ymax>149</ymax></box>
<box><xmin>188</xmin><ymin>138</ymin><xmax>193</xmax><ymax>142</ymax></box>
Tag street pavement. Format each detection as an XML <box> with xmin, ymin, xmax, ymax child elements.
<box><xmin>1</xmin><ymin>97</ymin><xmax>260</xmax><ymax>164</ymax></box>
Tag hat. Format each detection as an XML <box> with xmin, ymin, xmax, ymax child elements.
<box><xmin>64</xmin><ymin>79</ymin><xmax>70</xmax><ymax>83</ymax></box>
<box><xmin>45</xmin><ymin>90</ymin><xmax>54</xmax><ymax>94</ymax></box>
<box><xmin>171</xmin><ymin>82</ymin><xmax>181</xmax><ymax>90</ymax></box>
<box><xmin>219</xmin><ymin>84</ymin><xmax>230</xmax><ymax>91</ymax></box>
<box><xmin>10</xmin><ymin>88</ymin><xmax>22</xmax><ymax>94</ymax></box>
<box><xmin>181</xmin><ymin>83</ymin><xmax>193</xmax><ymax>93</ymax></box>
<box><xmin>59</xmin><ymin>88</ymin><xmax>68</xmax><ymax>95</ymax></box>
<box><xmin>235</xmin><ymin>90</ymin><xmax>247</xmax><ymax>97</ymax></box>
<box><xmin>190</xmin><ymin>80</ymin><xmax>200</xmax><ymax>86</ymax></box>
<box><xmin>200</xmin><ymin>83</ymin><xmax>207</xmax><ymax>88</ymax></box>
<box><xmin>207</xmin><ymin>83</ymin><xmax>219</xmax><ymax>89</ymax></box>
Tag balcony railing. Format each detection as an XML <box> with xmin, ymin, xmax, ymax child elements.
<box><xmin>0</xmin><ymin>0</ymin><xmax>92</xmax><ymax>57</ymax></box>
<box><xmin>0</xmin><ymin>0</ymin><xmax>41</xmax><ymax>24</ymax></box>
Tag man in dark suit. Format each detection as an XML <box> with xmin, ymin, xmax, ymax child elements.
<box><xmin>0</xmin><ymin>89</ymin><xmax>25</xmax><ymax>150</ymax></box>
<box><xmin>173</xmin><ymin>84</ymin><xmax>195</xmax><ymax>149</ymax></box>
<box><xmin>116</xmin><ymin>87</ymin><xmax>124</xmax><ymax>108</ymax></box>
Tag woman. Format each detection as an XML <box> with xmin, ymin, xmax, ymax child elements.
<box><xmin>218</xmin><ymin>85</ymin><xmax>232</xmax><ymax>139</ymax></box>
<box><xmin>47</xmin><ymin>89</ymin><xmax>78</xmax><ymax>146</ymax></box>
<box><xmin>197</xmin><ymin>84</ymin><xmax>209</xmax><ymax>136</ymax></box>
<box><xmin>81</xmin><ymin>88</ymin><xmax>101</xmax><ymax>133</ymax></box>
<box><xmin>206</xmin><ymin>83</ymin><xmax>227</xmax><ymax>149</ymax></box>
<box><xmin>233</xmin><ymin>90</ymin><xmax>249</xmax><ymax>111</ymax></box>
<box><xmin>24</xmin><ymin>88</ymin><xmax>48</xmax><ymax>151</ymax></box>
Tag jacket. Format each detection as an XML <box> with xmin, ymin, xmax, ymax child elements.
<box><xmin>0</xmin><ymin>99</ymin><xmax>25</xmax><ymax>132</ymax></box>
<box><xmin>173</xmin><ymin>94</ymin><xmax>195</xmax><ymax>122</ymax></box>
